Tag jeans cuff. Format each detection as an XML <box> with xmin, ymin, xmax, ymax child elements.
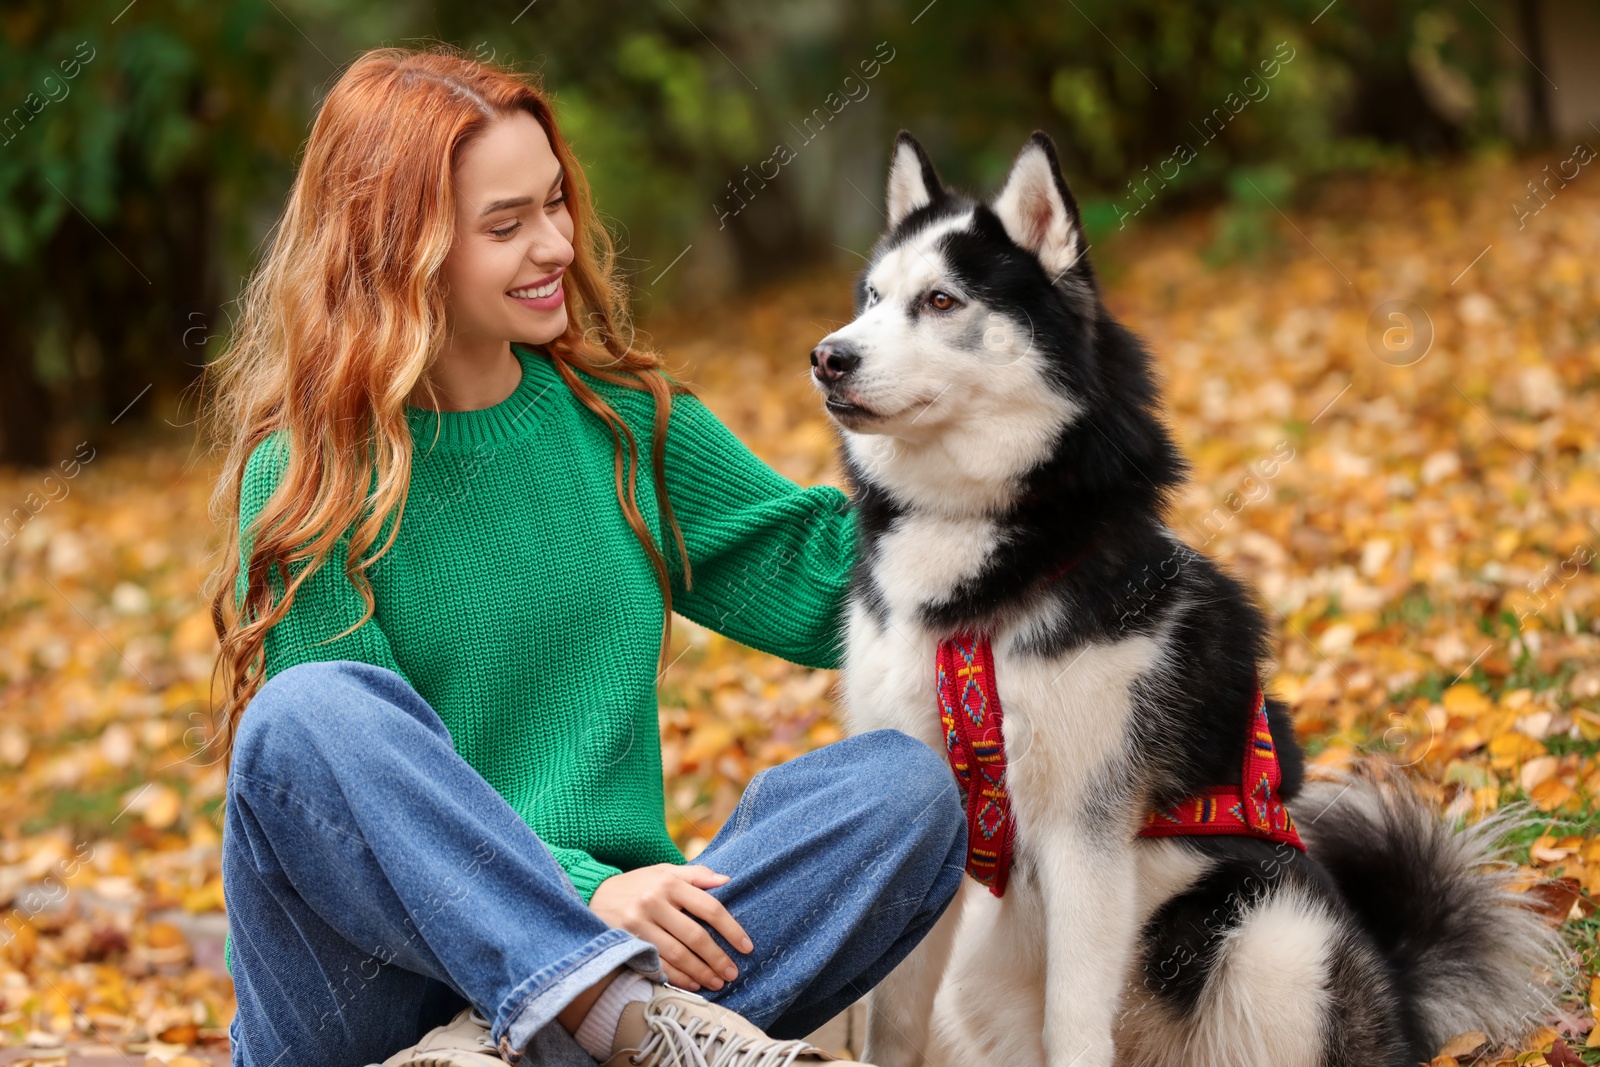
<box><xmin>494</xmin><ymin>928</ymin><xmax>662</xmax><ymax>1064</ymax></box>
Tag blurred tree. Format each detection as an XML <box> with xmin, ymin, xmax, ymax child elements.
<box><xmin>0</xmin><ymin>0</ymin><xmax>411</xmax><ymax>465</ymax></box>
<box><xmin>0</xmin><ymin>0</ymin><xmax>1538</xmax><ymax>464</ymax></box>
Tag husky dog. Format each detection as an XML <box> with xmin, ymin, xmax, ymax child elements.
<box><xmin>810</xmin><ymin>130</ymin><xmax>1568</xmax><ymax>1067</ymax></box>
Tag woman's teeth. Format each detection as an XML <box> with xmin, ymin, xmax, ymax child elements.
<box><xmin>509</xmin><ymin>277</ymin><xmax>561</xmax><ymax>300</ymax></box>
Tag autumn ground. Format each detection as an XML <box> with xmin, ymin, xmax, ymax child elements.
<box><xmin>2</xmin><ymin>154</ymin><xmax>1599</xmax><ymax>1065</ymax></box>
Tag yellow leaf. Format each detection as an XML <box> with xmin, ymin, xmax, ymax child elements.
<box><xmin>1438</xmin><ymin>1031</ymin><xmax>1488</xmax><ymax>1058</ymax></box>
<box><xmin>1488</xmin><ymin>733</ymin><xmax>1545</xmax><ymax>769</ymax></box>
<box><xmin>170</xmin><ymin>612</ymin><xmax>218</xmax><ymax>658</ymax></box>
<box><xmin>1527</xmin><ymin>1026</ymin><xmax>1561</xmax><ymax>1051</ymax></box>
<box><xmin>1530</xmin><ymin>778</ymin><xmax>1575</xmax><ymax>812</ymax></box>
<box><xmin>1443</xmin><ymin>684</ymin><xmax>1491</xmax><ymax>716</ymax></box>
<box><xmin>143</xmin><ymin>784</ymin><xmax>182</xmax><ymax>830</ymax></box>
<box><xmin>146</xmin><ymin>921</ymin><xmax>186</xmax><ymax>950</ymax></box>
<box><xmin>681</xmin><ymin>722</ymin><xmax>735</xmax><ymax>767</ymax></box>
<box><xmin>157</xmin><ymin>1023</ymin><xmax>200</xmax><ymax>1045</ymax></box>
<box><xmin>809</xmin><ymin>721</ymin><xmax>843</xmax><ymax>746</ymax></box>
<box><xmin>1521</xmin><ymin>756</ymin><xmax>1560</xmax><ymax>792</ymax></box>
<box><xmin>181</xmin><ymin>875</ymin><xmax>225</xmax><ymax>914</ymax></box>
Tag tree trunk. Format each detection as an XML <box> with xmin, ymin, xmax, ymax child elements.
<box><xmin>1518</xmin><ymin>0</ymin><xmax>1553</xmax><ymax>144</ymax></box>
<box><xmin>0</xmin><ymin>297</ymin><xmax>50</xmax><ymax>468</ymax></box>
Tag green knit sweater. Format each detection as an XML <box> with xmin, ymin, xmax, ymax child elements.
<box><xmin>222</xmin><ymin>342</ymin><xmax>856</xmax><ymax>976</ymax></box>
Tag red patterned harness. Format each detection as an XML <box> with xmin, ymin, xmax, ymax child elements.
<box><xmin>936</xmin><ymin>633</ymin><xmax>1016</xmax><ymax>895</ymax></box>
<box><xmin>1136</xmin><ymin>683</ymin><xmax>1304</xmax><ymax>851</ymax></box>
<box><xmin>934</xmin><ymin>618</ymin><xmax>1304</xmax><ymax>896</ymax></box>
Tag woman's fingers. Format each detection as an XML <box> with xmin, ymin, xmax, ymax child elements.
<box><xmin>675</xmin><ymin>864</ymin><xmax>731</xmax><ymax>889</ymax></box>
<box><xmin>673</xmin><ymin>880</ymin><xmax>754</xmax><ymax>954</ymax></box>
<box><xmin>652</xmin><ymin>902</ymin><xmax>739</xmax><ymax>985</ymax></box>
<box><xmin>625</xmin><ymin>913</ymin><xmax>711</xmax><ymax>991</ymax></box>
<box><xmin>593</xmin><ymin>864</ymin><xmax>754</xmax><ymax>993</ymax></box>
<box><xmin>588</xmin><ymin>866</ymin><xmax>752</xmax><ymax>993</ymax></box>
<box><xmin>660</xmin><ymin>957</ymin><xmax>700</xmax><ymax>991</ymax></box>
<box><xmin>647</xmin><ymin>911</ymin><xmax>729</xmax><ymax>989</ymax></box>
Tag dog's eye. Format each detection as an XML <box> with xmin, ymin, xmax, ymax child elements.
<box><xmin>864</xmin><ymin>285</ymin><xmax>879</xmax><ymax>306</ymax></box>
<box><xmin>928</xmin><ymin>290</ymin><xmax>959</xmax><ymax>311</ymax></box>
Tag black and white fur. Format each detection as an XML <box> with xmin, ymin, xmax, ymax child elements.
<box><xmin>810</xmin><ymin>130</ymin><xmax>1569</xmax><ymax>1067</ymax></box>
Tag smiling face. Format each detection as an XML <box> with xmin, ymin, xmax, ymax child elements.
<box><xmin>440</xmin><ymin>109</ymin><xmax>576</xmax><ymax>349</ymax></box>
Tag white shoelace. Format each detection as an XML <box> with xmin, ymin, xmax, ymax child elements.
<box><xmin>629</xmin><ymin>1002</ymin><xmax>819</xmax><ymax>1067</ymax></box>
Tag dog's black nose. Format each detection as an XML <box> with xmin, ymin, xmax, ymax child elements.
<box><xmin>810</xmin><ymin>341</ymin><xmax>861</xmax><ymax>382</ymax></box>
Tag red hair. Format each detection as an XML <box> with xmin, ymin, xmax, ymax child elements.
<box><xmin>203</xmin><ymin>44</ymin><xmax>693</xmax><ymax>770</ymax></box>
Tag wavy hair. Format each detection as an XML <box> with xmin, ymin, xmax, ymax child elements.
<box><xmin>202</xmin><ymin>44</ymin><xmax>694</xmax><ymax>771</ymax></box>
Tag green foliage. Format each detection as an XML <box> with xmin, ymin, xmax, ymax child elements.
<box><xmin>0</xmin><ymin>0</ymin><xmax>297</xmax><ymax>263</ymax></box>
<box><xmin>0</xmin><ymin>0</ymin><xmax>1546</xmax><ymax>459</ymax></box>
<box><xmin>1207</xmin><ymin>163</ymin><xmax>1295</xmax><ymax>265</ymax></box>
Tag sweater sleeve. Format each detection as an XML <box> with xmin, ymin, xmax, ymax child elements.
<box><xmin>235</xmin><ymin>431</ymin><xmax>407</xmax><ymax>683</ymax></box>
<box><xmin>650</xmin><ymin>389</ymin><xmax>858</xmax><ymax>670</ymax></box>
<box><xmin>545</xmin><ymin>845</ymin><xmax>624</xmax><ymax>903</ymax></box>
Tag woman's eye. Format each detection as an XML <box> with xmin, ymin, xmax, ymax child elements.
<box><xmin>546</xmin><ymin>194</ymin><xmax>568</xmax><ymax>211</ymax></box>
<box><xmin>929</xmin><ymin>290</ymin><xmax>958</xmax><ymax>311</ymax></box>
<box><xmin>490</xmin><ymin>221</ymin><xmax>521</xmax><ymax>239</ymax></box>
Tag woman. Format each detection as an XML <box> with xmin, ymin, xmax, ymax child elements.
<box><xmin>205</xmin><ymin>44</ymin><xmax>966</xmax><ymax>1067</ymax></box>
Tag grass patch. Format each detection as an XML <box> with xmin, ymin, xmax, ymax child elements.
<box><xmin>20</xmin><ymin>770</ymin><xmax>174</xmax><ymax>838</ymax></box>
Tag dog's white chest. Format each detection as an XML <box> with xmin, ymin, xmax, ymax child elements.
<box><xmin>839</xmin><ymin>593</ymin><xmax>1162</xmax><ymax>823</ymax></box>
<box><xmin>837</xmin><ymin>599</ymin><xmax>947</xmax><ymax>754</ymax></box>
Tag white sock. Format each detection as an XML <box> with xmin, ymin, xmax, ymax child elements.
<box><xmin>574</xmin><ymin>970</ymin><xmax>657</xmax><ymax>1061</ymax></box>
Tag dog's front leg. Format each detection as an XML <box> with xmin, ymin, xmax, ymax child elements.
<box><xmin>861</xmin><ymin>879</ymin><xmax>968</xmax><ymax>1067</ymax></box>
<box><xmin>1033</xmin><ymin>825</ymin><xmax>1138</xmax><ymax>1067</ymax></box>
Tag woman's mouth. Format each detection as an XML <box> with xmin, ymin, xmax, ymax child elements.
<box><xmin>507</xmin><ymin>271</ymin><xmax>565</xmax><ymax>311</ymax></box>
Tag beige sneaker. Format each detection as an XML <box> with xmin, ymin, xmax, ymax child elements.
<box><xmin>379</xmin><ymin>1004</ymin><xmax>504</xmax><ymax>1066</ymax></box>
<box><xmin>600</xmin><ymin>984</ymin><xmax>871</xmax><ymax>1067</ymax></box>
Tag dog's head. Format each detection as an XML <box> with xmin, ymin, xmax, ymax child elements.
<box><xmin>812</xmin><ymin>130</ymin><xmax>1107</xmax><ymax>510</ymax></box>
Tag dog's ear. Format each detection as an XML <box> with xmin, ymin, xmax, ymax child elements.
<box><xmin>993</xmin><ymin>131</ymin><xmax>1085</xmax><ymax>279</ymax></box>
<box><xmin>885</xmin><ymin>130</ymin><xmax>943</xmax><ymax>228</ymax></box>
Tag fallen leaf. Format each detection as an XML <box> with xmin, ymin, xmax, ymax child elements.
<box><xmin>158</xmin><ymin>1022</ymin><xmax>200</xmax><ymax>1044</ymax></box>
<box><xmin>1524</xmin><ymin>878</ymin><xmax>1583</xmax><ymax>925</ymax></box>
<box><xmin>1437</xmin><ymin>1031</ymin><xmax>1488</xmax><ymax>1059</ymax></box>
<box><xmin>1546</xmin><ymin>1037</ymin><xmax>1583</xmax><ymax>1066</ymax></box>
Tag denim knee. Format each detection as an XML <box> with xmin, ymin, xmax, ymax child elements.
<box><xmin>851</xmin><ymin>729</ymin><xmax>964</xmax><ymax>844</ymax></box>
<box><xmin>231</xmin><ymin>659</ymin><xmax>432</xmax><ymax>781</ymax></box>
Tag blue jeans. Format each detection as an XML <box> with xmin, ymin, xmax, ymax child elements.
<box><xmin>223</xmin><ymin>660</ymin><xmax>967</xmax><ymax>1067</ymax></box>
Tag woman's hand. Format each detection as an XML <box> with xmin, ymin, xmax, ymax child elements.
<box><xmin>589</xmin><ymin>863</ymin><xmax>755</xmax><ymax>991</ymax></box>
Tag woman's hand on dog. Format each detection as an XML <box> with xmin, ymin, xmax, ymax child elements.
<box><xmin>589</xmin><ymin>863</ymin><xmax>754</xmax><ymax>991</ymax></box>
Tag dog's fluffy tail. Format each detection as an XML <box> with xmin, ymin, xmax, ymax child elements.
<box><xmin>1293</xmin><ymin>763</ymin><xmax>1573</xmax><ymax>1057</ymax></box>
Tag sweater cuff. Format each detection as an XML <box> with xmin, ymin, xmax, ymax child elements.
<box><xmin>553</xmin><ymin>848</ymin><xmax>625</xmax><ymax>904</ymax></box>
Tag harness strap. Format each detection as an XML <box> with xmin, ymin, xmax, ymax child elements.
<box><xmin>935</xmin><ymin>631</ymin><xmax>1016</xmax><ymax>897</ymax></box>
<box><xmin>1136</xmin><ymin>683</ymin><xmax>1305</xmax><ymax>851</ymax></box>
<box><xmin>931</xmin><ymin>534</ymin><xmax>1305</xmax><ymax>900</ymax></box>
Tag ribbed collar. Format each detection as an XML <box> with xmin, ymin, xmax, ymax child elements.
<box><xmin>405</xmin><ymin>343</ymin><xmax>561</xmax><ymax>451</ymax></box>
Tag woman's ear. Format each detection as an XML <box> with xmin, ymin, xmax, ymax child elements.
<box><xmin>992</xmin><ymin>131</ymin><xmax>1085</xmax><ymax>280</ymax></box>
<box><xmin>885</xmin><ymin>130</ymin><xmax>945</xmax><ymax>229</ymax></box>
